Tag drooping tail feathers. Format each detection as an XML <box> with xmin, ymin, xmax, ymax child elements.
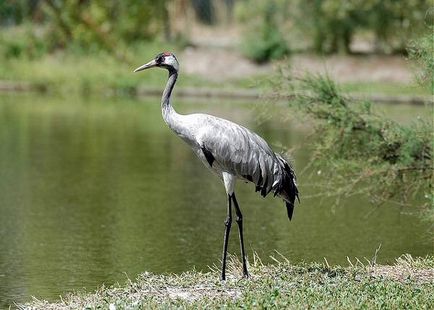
<box><xmin>276</xmin><ymin>154</ymin><xmax>299</xmax><ymax>221</ymax></box>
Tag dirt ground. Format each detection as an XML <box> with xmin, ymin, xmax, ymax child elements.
<box><xmin>178</xmin><ymin>27</ymin><xmax>414</xmax><ymax>84</ymax></box>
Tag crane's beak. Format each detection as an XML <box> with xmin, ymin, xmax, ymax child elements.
<box><xmin>133</xmin><ymin>59</ymin><xmax>157</xmax><ymax>72</ymax></box>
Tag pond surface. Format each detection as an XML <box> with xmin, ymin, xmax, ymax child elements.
<box><xmin>0</xmin><ymin>94</ymin><xmax>431</xmax><ymax>306</ymax></box>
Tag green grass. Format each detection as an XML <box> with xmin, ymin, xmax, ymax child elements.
<box><xmin>22</xmin><ymin>254</ymin><xmax>434</xmax><ymax>309</ymax></box>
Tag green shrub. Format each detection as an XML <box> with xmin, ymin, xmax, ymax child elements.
<box><xmin>273</xmin><ymin>72</ymin><xmax>432</xmax><ymax>209</ymax></box>
<box><xmin>408</xmin><ymin>28</ymin><xmax>434</xmax><ymax>93</ymax></box>
<box><xmin>239</xmin><ymin>1</ymin><xmax>290</xmax><ymax>63</ymax></box>
<box><xmin>0</xmin><ymin>25</ymin><xmax>49</xmax><ymax>60</ymax></box>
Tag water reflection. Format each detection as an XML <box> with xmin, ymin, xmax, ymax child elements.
<box><xmin>0</xmin><ymin>94</ymin><xmax>431</xmax><ymax>306</ymax></box>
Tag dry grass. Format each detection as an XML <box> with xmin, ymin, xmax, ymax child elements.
<box><xmin>370</xmin><ymin>254</ymin><xmax>434</xmax><ymax>284</ymax></box>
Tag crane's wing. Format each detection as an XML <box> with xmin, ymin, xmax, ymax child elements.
<box><xmin>196</xmin><ymin>115</ymin><xmax>283</xmax><ymax>197</ymax></box>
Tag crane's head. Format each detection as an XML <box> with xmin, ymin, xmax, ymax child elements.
<box><xmin>133</xmin><ymin>52</ymin><xmax>179</xmax><ymax>73</ymax></box>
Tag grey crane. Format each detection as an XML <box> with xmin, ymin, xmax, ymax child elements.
<box><xmin>134</xmin><ymin>52</ymin><xmax>299</xmax><ymax>280</ymax></box>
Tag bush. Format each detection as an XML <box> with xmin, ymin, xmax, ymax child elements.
<box><xmin>0</xmin><ymin>25</ymin><xmax>49</xmax><ymax>60</ymax></box>
<box><xmin>238</xmin><ymin>1</ymin><xmax>290</xmax><ymax>63</ymax></box>
<box><xmin>294</xmin><ymin>0</ymin><xmax>429</xmax><ymax>54</ymax></box>
<box><xmin>408</xmin><ymin>28</ymin><xmax>434</xmax><ymax>93</ymax></box>
<box><xmin>273</xmin><ymin>72</ymin><xmax>432</xmax><ymax>209</ymax></box>
<box><xmin>0</xmin><ymin>0</ymin><xmax>172</xmax><ymax>59</ymax></box>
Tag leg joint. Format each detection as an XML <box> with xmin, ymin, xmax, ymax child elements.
<box><xmin>224</xmin><ymin>216</ymin><xmax>232</xmax><ymax>227</ymax></box>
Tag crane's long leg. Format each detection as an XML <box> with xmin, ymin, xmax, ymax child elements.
<box><xmin>231</xmin><ymin>193</ymin><xmax>249</xmax><ymax>278</ymax></box>
<box><xmin>221</xmin><ymin>194</ymin><xmax>232</xmax><ymax>280</ymax></box>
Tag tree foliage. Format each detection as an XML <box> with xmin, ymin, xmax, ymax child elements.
<box><xmin>237</xmin><ymin>0</ymin><xmax>429</xmax><ymax>55</ymax></box>
<box><xmin>294</xmin><ymin>0</ymin><xmax>429</xmax><ymax>54</ymax></box>
<box><xmin>44</xmin><ymin>0</ymin><xmax>169</xmax><ymax>51</ymax></box>
<box><xmin>273</xmin><ymin>72</ymin><xmax>432</xmax><ymax>210</ymax></box>
<box><xmin>408</xmin><ymin>28</ymin><xmax>434</xmax><ymax>93</ymax></box>
<box><xmin>238</xmin><ymin>0</ymin><xmax>290</xmax><ymax>63</ymax></box>
<box><xmin>0</xmin><ymin>0</ymin><xmax>170</xmax><ymax>60</ymax></box>
<box><xmin>1</xmin><ymin>0</ymin><xmax>430</xmax><ymax>58</ymax></box>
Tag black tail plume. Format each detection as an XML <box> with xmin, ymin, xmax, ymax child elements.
<box><xmin>286</xmin><ymin>202</ymin><xmax>294</xmax><ymax>221</ymax></box>
<box><xmin>276</xmin><ymin>154</ymin><xmax>300</xmax><ymax>220</ymax></box>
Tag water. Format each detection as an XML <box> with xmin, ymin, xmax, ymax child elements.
<box><xmin>0</xmin><ymin>94</ymin><xmax>431</xmax><ymax>306</ymax></box>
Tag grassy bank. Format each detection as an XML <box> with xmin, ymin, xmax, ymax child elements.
<box><xmin>22</xmin><ymin>254</ymin><xmax>434</xmax><ymax>309</ymax></box>
<box><xmin>0</xmin><ymin>47</ymin><xmax>429</xmax><ymax>98</ymax></box>
<box><xmin>0</xmin><ymin>48</ymin><xmax>219</xmax><ymax>96</ymax></box>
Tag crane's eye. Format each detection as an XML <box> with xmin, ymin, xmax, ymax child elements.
<box><xmin>156</xmin><ymin>55</ymin><xmax>165</xmax><ymax>64</ymax></box>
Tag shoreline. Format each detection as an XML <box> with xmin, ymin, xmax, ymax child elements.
<box><xmin>0</xmin><ymin>81</ymin><xmax>431</xmax><ymax>106</ymax></box>
<box><xmin>20</xmin><ymin>254</ymin><xmax>434</xmax><ymax>309</ymax></box>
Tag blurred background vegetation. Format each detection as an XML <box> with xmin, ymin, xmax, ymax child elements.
<box><xmin>0</xmin><ymin>0</ymin><xmax>431</xmax><ymax>97</ymax></box>
<box><xmin>0</xmin><ymin>0</ymin><xmax>430</xmax><ymax>60</ymax></box>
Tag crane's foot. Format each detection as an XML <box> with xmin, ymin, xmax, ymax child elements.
<box><xmin>242</xmin><ymin>270</ymin><xmax>250</xmax><ymax>279</ymax></box>
<box><xmin>220</xmin><ymin>272</ymin><xmax>226</xmax><ymax>281</ymax></box>
<box><xmin>221</xmin><ymin>271</ymin><xmax>249</xmax><ymax>281</ymax></box>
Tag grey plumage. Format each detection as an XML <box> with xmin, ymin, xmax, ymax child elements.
<box><xmin>134</xmin><ymin>52</ymin><xmax>299</xmax><ymax>280</ymax></box>
<box><xmin>182</xmin><ymin>113</ymin><xmax>299</xmax><ymax>214</ymax></box>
